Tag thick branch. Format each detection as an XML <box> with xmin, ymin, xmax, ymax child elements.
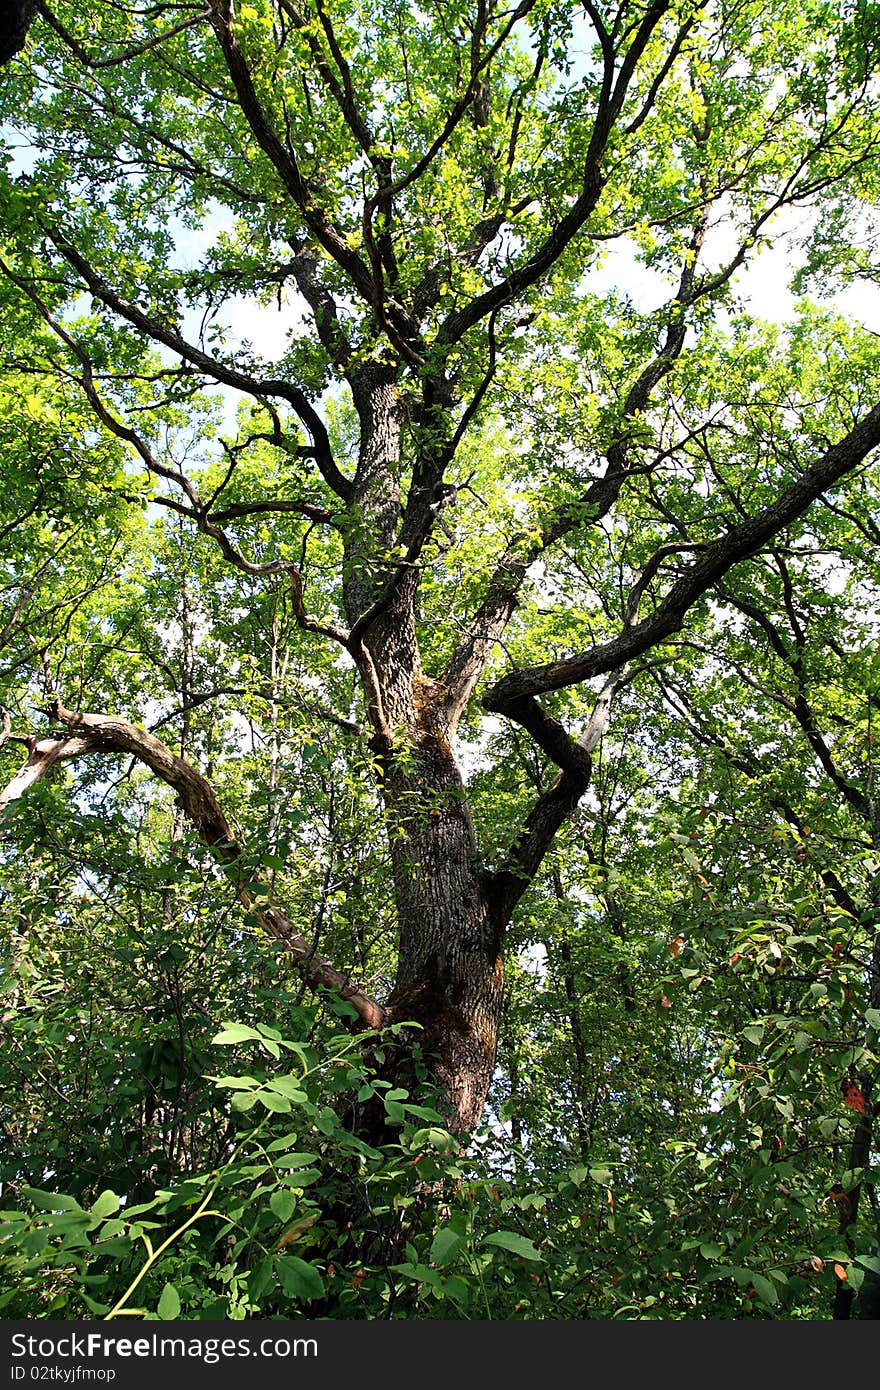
<box><xmin>0</xmin><ymin>730</ymin><xmax>97</xmax><ymax>809</ymax></box>
<box><xmin>210</xmin><ymin>497</ymin><xmax>335</xmax><ymax>525</ymax></box>
<box><xmin>485</xmin><ymin>404</ymin><xmax>880</xmax><ymax>708</ymax></box>
<box><xmin>489</xmin><ymin>669</ymin><xmax>627</xmax><ymax>924</ymax></box>
<box><xmin>436</xmin><ymin>0</ymin><xmax>673</xmax><ymax>348</ymax></box>
<box><xmin>277</xmin><ymin>0</ymin><xmax>374</xmax><ymax>158</ymax></box>
<box><xmin>207</xmin><ymin>0</ymin><xmax>416</xmax><ymax>358</ymax></box>
<box><xmin>437</xmin><ymin>214</ymin><xmax>706</xmax><ymax>731</ymax></box>
<box><xmin>287</xmin><ymin>247</ymin><xmax>353</xmax><ymax>373</ymax></box>
<box><xmin>36</xmin><ymin>223</ymin><xmax>352</xmax><ymax>501</ymax></box>
<box><xmin>0</xmin><ymin>0</ymin><xmax>35</xmax><ymax>63</ymax></box>
<box><xmin>0</xmin><ymin>260</ymin><xmax>350</xmax><ymax>650</ymax></box>
<box><xmin>36</xmin><ymin>1</ymin><xmax>207</xmax><ymax>69</ymax></box>
<box><xmin>207</xmin><ymin>0</ymin><xmax>369</xmax><ymax>292</ymax></box>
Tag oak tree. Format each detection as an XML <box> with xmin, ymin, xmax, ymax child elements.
<box><xmin>1</xmin><ymin>0</ymin><xmax>880</xmax><ymax>1213</ymax></box>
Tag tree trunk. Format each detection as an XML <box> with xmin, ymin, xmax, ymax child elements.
<box><xmin>0</xmin><ymin>0</ymin><xmax>34</xmax><ymax>64</ymax></box>
<box><xmin>832</xmin><ymin>869</ymin><xmax>880</xmax><ymax>1319</ymax></box>
<box><xmin>380</xmin><ymin>718</ymin><xmax>503</xmax><ymax>1135</ymax></box>
<box><xmin>340</xmin><ymin>368</ymin><xmax>508</xmax><ymax>1136</ymax></box>
<box><xmin>354</xmin><ymin>595</ymin><xmax>505</xmax><ymax>1136</ymax></box>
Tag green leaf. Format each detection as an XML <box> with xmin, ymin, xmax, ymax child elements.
<box><xmin>208</xmin><ymin>1074</ymin><xmax>258</xmax><ymax>1090</ymax></box>
<box><xmin>80</xmin><ymin>1294</ymin><xmax>111</xmax><ymax>1316</ymax></box>
<box><xmin>89</xmin><ymin>1191</ymin><xmax>121</xmax><ymax>1220</ymax></box>
<box><xmin>848</xmin><ymin>1265</ymin><xmax>865</xmax><ymax>1294</ymax></box>
<box><xmin>157</xmin><ymin>1283</ymin><xmax>181</xmax><ymax>1319</ymax></box>
<box><xmin>412</xmin><ymin>1127</ymin><xmax>458</xmax><ymax>1153</ymax></box>
<box><xmin>23</xmin><ymin>1189</ymin><xmax>84</xmax><ymax>1213</ymax></box>
<box><xmin>97</xmin><ymin>1220</ymin><xmax>126</xmax><ymax>1239</ymax></box>
<box><xmin>748</xmin><ymin>1272</ymin><xmax>777</xmax><ymax>1306</ymax></box>
<box><xmin>267</xmin><ymin>1076</ymin><xmax>308</xmax><ymax>1102</ymax></box>
<box><xmin>248</xmin><ymin>1257</ymin><xmax>276</xmax><ymax>1302</ymax></box>
<box><xmin>403</xmin><ymin>1103</ymin><xmax>445</xmax><ymax>1122</ymax></box>
<box><xmin>257</xmin><ymin>1089</ymin><xmax>291</xmax><ymax>1113</ymax></box>
<box><xmin>388</xmin><ymin>1261</ymin><xmax>446</xmax><ymax>1290</ymax></box>
<box><xmin>441</xmin><ymin>1275</ymin><xmax>470</xmax><ymax>1305</ymax></box>
<box><xmin>430</xmin><ymin>1227</ymin><xmax>465</xmax><ymax>1267</ymax></box>
<box><xmin>270</xmin><ymin>1190</ymin><xmax>297</xmax><ymax>1223</ymax></box>
<box><xmin>231</xmin><ymin>1092</ymin><xmax>258</xmax><ymax>1112</ymax></box>
<box><xmin>481</xmin><ymin>1231</ymin><xmax>542</xmax><ymax>1262</ymax></box>
<box><xmin>265</xmin><ymin>1135</ymin><xmax>308</xmax><ymax>1154</ymax></box>
<box><xmin>276</xmin><ymin>1255</ymin><xmax>325</xmax><ymax>1301</ymax></box>
<box><xmin>212</xmin><ymin>1024</ymin><xmax>264</xmax><ymax>1045</ymax></box>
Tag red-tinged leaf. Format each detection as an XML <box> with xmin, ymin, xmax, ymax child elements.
<box><xmin>669</xmin><ymin>934</ymin><xmax>685</xmax><ymax>957</ymax></box>
<box><xmin>729</xmin><ymin>952</ymin><xmax>742</xmax><ymax>964</ymax></box>
<box><xmin>843</xmin><ymin>1081</ymin><xmax>867</xmax><ymax>1112</ymax></box>
<box><xmin>834</xmin><ymin>1263</ymin><xmax>848</xmax><ymax>1281</ymax></box>
<box><xmin>825</xmin><ymin>1184</ymin><xmax>851</xmax><ymax>1217</ymax></box>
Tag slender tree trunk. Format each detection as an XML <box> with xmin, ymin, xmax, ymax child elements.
<box><xmin>832</xmin><ymin>808</ymin><xmax>880</xmax><ymax>1319</ymax></box>
<box><xmin>832</xmin><ymin>902</ymin><xmax>880</xmax><ymax>1318</ymax></box>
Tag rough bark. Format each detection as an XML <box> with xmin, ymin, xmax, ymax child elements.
<box><xmin>335</xmin><ymin>355</ymin><xmax>511</xmax><ymax>1134</ymax></box>
<box><xmin>379</xmin><ymin>720</ymin><xmax>503</xmax><ymax>1136</ymax></box>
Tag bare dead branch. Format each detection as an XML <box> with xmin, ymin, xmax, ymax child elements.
<box><xmin>0</xmin><ymin>702</ymin><xmax>387</xmax><ymax>1030</ymax></box>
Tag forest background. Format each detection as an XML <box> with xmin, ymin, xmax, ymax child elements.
<box><xmin>1</xmin><ymin>0</ymin><xmax>880</xmax><ymax>1322</ymax></box>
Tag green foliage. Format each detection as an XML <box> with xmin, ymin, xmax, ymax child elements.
<box><xmin>2</xmin><ymin>975</ymin><xmax>874</xmax><ymax>1320</ymax></box>
<box><xmin>0</xmin><ymin>1010</ymin><xmax>580</xmax><ymax>1319</ymax></box>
